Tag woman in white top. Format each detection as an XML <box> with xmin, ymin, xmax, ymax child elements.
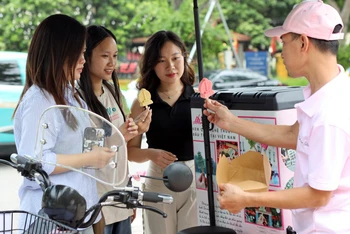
<box><xmin>13</xmin><ymin>14</ymin><xmax>115</xmax><ymax>233</ymax></box>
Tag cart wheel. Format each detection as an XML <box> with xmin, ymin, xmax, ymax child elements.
<box><xmin>178</xmin><ymin>226</ymin><xmax>237</xmax><ymax>234</ymax></box>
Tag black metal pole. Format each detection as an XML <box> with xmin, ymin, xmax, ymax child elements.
<box><xmin>193</xmin><ymin>0</ymin><xmax>216</xmax><ymax>227</ymax></box>
<box><xmin>193</xmin><ymin>0</ymin><xmax>204</xmax><ymax>80</ymax></box>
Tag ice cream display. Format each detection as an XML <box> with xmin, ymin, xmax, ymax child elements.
<box><xmin>137</xmin><ymin>88</ymin><xmax>153</xmax><ymax>107</ymax></box>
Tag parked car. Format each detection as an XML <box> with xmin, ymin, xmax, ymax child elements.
<box><xmin>195</xmin><ymin>68</ymin><xmax>283</xmax><ymax>90</ymax></box>
<box><xmin>0</xmin><ymin>51</ymin><xmax>27</xmax><ymax>158</ymax></box>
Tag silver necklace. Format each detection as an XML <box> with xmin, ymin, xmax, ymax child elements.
<box><xmin>160</xmin><ymin>90</ymin><xmax>173</xmax><ymax>99</ymax></box>
<box><xmin>159</xmin><ymin>86</ymin><xmax>183</xmax><ymax>100</ymax></box>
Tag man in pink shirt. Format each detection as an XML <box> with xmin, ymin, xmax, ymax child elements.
<box><xmin>203</xmin><ymin>1</ymin><xmax>350</xmax><ymax>233</ymax></box>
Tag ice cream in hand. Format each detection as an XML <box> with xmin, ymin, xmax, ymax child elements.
<box><xmin>138</xmin><ymin>88</ymin><xmax>153</xmax><ymax>107</ymax></box>
<box><xmin>198</xmin><ymin>78</ymin><xmax>215</xmax><ymax>99</ymax></box>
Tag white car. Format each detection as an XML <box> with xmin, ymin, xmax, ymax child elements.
<box><xmin>195</xmin><ymin>68</ymin><xmax>283</xmax><ymax>90</ymax></box>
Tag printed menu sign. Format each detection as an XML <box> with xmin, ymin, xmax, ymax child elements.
<box><xmin>191</xmin><ymin>108</ymin><xmax>296</xmax><ymax>233</ymax></box>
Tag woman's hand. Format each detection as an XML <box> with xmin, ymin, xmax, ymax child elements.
<box><xmin>150</xmin><ymin>149</ymin><xmax>178</xmax><ymax>169</ymax></box>
<box><xmin>119</xmin><ymin>118</ymin><xmax>138</xmax><ymax>142</ymax></box>
<box><xmin>134</xmin><ymin>106</ymin><xmax>152</xmax><ymax>135</ymax></box>
<box><xmin>131</xmin><ymin>209</ymin><xmax>137</xmax><ymax>223</ymax></box>
<box><xmin>85</xmin><ymin>146</ymin><xmax>115</xmax><ymax>168</ymax></box>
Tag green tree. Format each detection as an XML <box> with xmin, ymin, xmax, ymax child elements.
<box><xmin>0</xmin><ymin>0</ymin><xmax>86</xmax><ymax>51</ymax></box>
<box><xmin>217</xmin><ymin>0</ymin><xmax>349</xmax><ymax>49</ymax></box>
<box><xmin>338</xmin><ymin>45</ymin><xmax>350</xmax><ymax>68</ymax></box>
<box><xmin>214</xmin><ymin>0</ymin><xmax>298</xmax><ymax>50</ymax></box>
<box><xmin>327</xmin><ymin>0</ymin><xmax>350</xmax><ymax>42</ymax></box>
<box><xmin>0</xmin><ymin>0</ymin><xmax>139</xmax><ymax>55</ymax></box>
<box><xmin>84</xmin><ymin>0</ymin><xmax>140</xmax><ymax>57</ymax></box>
<box><xmin>128</xmin><ymin>0</ymin><xmax>226</xmax><ymax>69</ymax></box>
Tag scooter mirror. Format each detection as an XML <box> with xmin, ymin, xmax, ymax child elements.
<box><xmin>163</xmin><ymin>162</ymin><xmax>193</xmax><ymax>192</ymax></box>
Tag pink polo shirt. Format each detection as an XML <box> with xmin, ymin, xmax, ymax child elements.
<box><xmin>293</xmin><ymin>65</ymin><xmax>350</xmax><ymax>233</ymax></box>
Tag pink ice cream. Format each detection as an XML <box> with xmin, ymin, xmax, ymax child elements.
<box><xmin>198</xmin><ymin>78</ymin><xmax>215</xmax><ymax>99</ymax></box>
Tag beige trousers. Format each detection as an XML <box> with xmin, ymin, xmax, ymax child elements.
<box><xmin>143</xmin><ymin>160</ymin><xmax>198</xmax><ymax>234</ymax></box>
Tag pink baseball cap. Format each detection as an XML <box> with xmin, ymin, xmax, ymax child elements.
<box><xmin>264</xmin><ymin>0</ymin><xmax>344</xmax><ymax>41</ymax></box>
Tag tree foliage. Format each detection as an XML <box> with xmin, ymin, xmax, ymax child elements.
<box><xmin>0</xmin><ymin>0</ymin><xmax>349</xmax><ymax>70</ymax></box>
<box><xmin>327</xmin><ymin>0</ymin><xmax>350</xmax><ymax>38</ymax></box>
<box><xmin>219</xmin><ymin>0</ymin><xmax>299</xmax><ymax>49</ymax></box>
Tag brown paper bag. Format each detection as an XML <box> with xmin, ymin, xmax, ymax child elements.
<box><xmin>216</xmin><ymin>151</ymin><xmax>271</xmax><ymax>192</ymax></box>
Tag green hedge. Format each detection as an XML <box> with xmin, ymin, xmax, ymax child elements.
<box><xmin>338</xmin><ymin>45</ymin><xmax>350</xmax><ymax>69</ymax></box>
<box><xmin>276</xmin><ymin>77</ymin><xmax>309</xmax><ymax>87</ymax></box>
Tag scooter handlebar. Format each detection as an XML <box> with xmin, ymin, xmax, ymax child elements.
<box><xmin>136</xmin><ymin>190</ymin><xmax>173</xmax><ymax>204</ymax></box>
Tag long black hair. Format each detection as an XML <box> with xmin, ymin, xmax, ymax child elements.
<box><xmin>77</xmin><ymin>25</ymin><xmax>125</xmax><ymax>122</ymax></box>
<box><xmin>15</xmin><ymin>14</ymin><xmax>86</xmax><ymax>114</ymax></box>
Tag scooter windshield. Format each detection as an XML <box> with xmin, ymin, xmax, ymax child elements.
<box><xmin>33</xmin><ymin>105</ymin><xmax>127</xmax><ymax>187</ymax></box>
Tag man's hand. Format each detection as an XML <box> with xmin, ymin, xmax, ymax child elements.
<box><xmin>218</xmin><ymin>183</ymin><xmax>247</xmax><ymax>214</ymax></box>
<box><xmin>203</xmin><ymin>99</ymin><xmax>237</xmax><ymax>131</ymax></box>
